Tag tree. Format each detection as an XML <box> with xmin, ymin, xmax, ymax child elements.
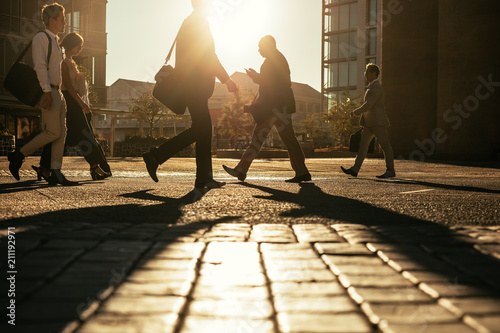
<box><xmin>325</xmin><ymin>90</ymin><xmax>362</xmax><ymax>146</ymax></box>
<box><xmin>129</xmin><ymin>89</ymin><xmax>169</xmax><ymax>137</ymax></box>
<box><xmin>217</xmin><ymin>88</ymin><xmax>253</xmax><ymax>149</ymax></box>
<box><xmin>295</xmin><ymin>112</ymin><xmax>332</xmax><ymax>142</ymax></box>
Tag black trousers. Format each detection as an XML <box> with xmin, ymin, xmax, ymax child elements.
<box><xmin>40</xmin><ymin>91</ymin><xmax>110</xmax><ymax>173</ymax></box>
<box><xmin>150</xmin><ymin>96</ymin><xmax>212</xmax><ymax>186</ymax></box>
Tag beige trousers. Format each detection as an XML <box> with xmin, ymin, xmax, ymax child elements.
<box><xmin>20</xmin><ymin>89</ymin><xmax>67</xmax><ymax>169</ymax></box>
<box><xmin>353</xmin><ymin>126</ymin><xmax>395</xmax><ymax>173</ymax></box>
<box><xmin>236</xmin><ymin>111</ymin><xmax>308</xmax><ymax>176</ymax></box>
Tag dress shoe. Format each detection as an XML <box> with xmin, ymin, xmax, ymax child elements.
<box><xmin>376</xmin><ymin>170</ymin><xmax>396</xmax><ymax>179</ymax></box>
<box><xmin>222</xmin><ymin>165</ymin><xmax>246</xmax><ymax>181</ymax></box>
<box><xmin>195</xmin><ymin>179</ymin><xmax>226</xmax><ymax>189</ymax></box>
<box><xmin>47</xmin><ymin>170</ymin><xmax>79</xmax><ymax>186</ymax></box>
<box><xmin>143</xmin><ymin>152</ymin><xmax>159</xmax><ymax>182</ymax></box>
<box><xmin>8</xmin><ymin>150</ymin><xmax>24</xmax><ymax>181</ymax></box>
<box><xmin>340</xmin><ymin>166</ymin><xmax>358</xmax><ymax>177</ymax></box>
<box><xmin>31</xmin><ymin>165</ymin><xmax>51</xmax><ymax>182</ymax></box>
<box><xmin>90</xmin><ymin>165</ymin><xmax>111</xmax><ymax>180</ymax></box>
<box><xmin>285</xmin><ymin>172</ymin><xmax>312</xmax><ymax>183</ymax></box>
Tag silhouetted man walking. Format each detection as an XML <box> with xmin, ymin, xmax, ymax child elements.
<box><xmin>143</xmin><ymin>0</ymin><xmax>238</xmax><ymax>189</ymax></box>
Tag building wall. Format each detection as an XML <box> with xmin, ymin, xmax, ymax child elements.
<box><xmin>0</xmin><ymin>0</ymin><xmax>107</xmax><ymax>144</ymax></box>
<box><xmin>382</xmin><ymin>0</ymin><xmax>500</xmax><ymax>160</ymax></box>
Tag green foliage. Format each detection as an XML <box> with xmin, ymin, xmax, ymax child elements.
<box><xmin>295</xmin><ymin>112</ymin><xmax>332</xmax><ymax>141</ymax></box>
<box><xmin>325</xmin><ymin>90</ymin><xmax>362</xmax><ymax>146</ymax></box>
<box><xmin>129</xmin><ymin>89</ymin><xmax>169</xmax><ymax>137</ymax></box>
<box><xmin>217</xmin><ymin>88</ymin><xmax>253</xmax><ymax>149</ymax></box>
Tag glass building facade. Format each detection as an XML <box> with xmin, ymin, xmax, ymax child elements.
<box><xmin>322</xmin><ymin>0</ymin><xmax>381</xmax><ymax>109</ymax></box>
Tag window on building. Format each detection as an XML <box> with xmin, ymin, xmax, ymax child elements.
<box><xmin>329</xmin><ymin>2</ymin><xmax>357</xmax><ymax>32</ymax></box>
<box><xmin>327</xmin><ymin>61</ymin><xmax>357</xmax><ymax>89</ymax></box>
<box><xmin>367</xmin><ymin>0</ymin><xmax>378</xmax><ymax>26</ymax></box>
<box><xmin>329</xmin><ymin>31</ymin><xmax>357</xmax><ymax>60</ymax></box>
<box><xmin>367</xmin><ymin>28</ymin><xmax>377</xmax><ymax>56</ymax></box>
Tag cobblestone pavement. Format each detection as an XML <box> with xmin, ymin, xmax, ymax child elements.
<box><xmin>1</xmin><ymin>157</ymin><xmax>499</xmax><ymax>333</ymax></box>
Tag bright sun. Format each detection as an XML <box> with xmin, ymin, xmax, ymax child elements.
<box><xmin>210</xmin><ymin>0</ymin><xmax>273</xmax><ymax>62</ymax></box>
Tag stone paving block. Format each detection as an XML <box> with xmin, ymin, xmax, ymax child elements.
<box><xmin>99</xmin><ymin>295</ymin><xmax>185</xmax><ymax>315</ymax></box>
<box><xmin>271</xmin><ymin>281</ymin><xmax>346</xmax><ymax>296</ymax></box>
<box><xmin>292</xmin><ymin>224</ymin><xmax>344</xmax><ymax>243</ymax></box>
<box><xmin>331</xmin><ymin>224</ymin><xmax>372</xmax><ymax>232</ymax></box>
<box><xmin>191</xmin><ymin>285</ymin><xmax>269</xmax><ymax>300</ymax></box>
<box><xmin>463</xmin><ymin>314</ymin><xmax>500</xmax><ymax>333</ymax></box>
<box><xmin>32</xmin><ymin>281</ymin><xmax>115</xmax><ymax>301</ymax></box>
<box><xmin>401</xmin><ymin>270</ymin><xmax>479</xmax><ymax>285</ymax></box>
<box><xmin>376</xmin><ymin>249</ymin><xmax>437</xmax><ymax>262</ymax></box>
<box><xmin>267</xmin><ymin>268</ymin><xmax>336</xmax><ymax>282</ymax></box>
<box><xmin>20</xmin><ymin>249</ymin><xmax>83</xmax><ymax>266</ymax></box>
<box><xmin>15</xmin><ymin>263</ymin><xmax>65</xmax><ymax>280</ymax></box>
<box><xmin>202</xmin><ymin>242</ymin><xmax>259</xmax><ymax>263</ymax></box>
<box><xmin>440</xmin><ymin>253</ymin><xmax>500</xmax><ymax>268</ymax></box>
<box><xmin>420</xmin><ymin>244</ymin><xmax>477</xmax><ymax>255</ymax></box>
<box><xmin>77</xmin><ymin>313</ymin><xmax>178</xmax><ymax>333</ymax></box>
<box><xmin>262</xmin><ymin>249</ymin><xmax>319</xmax><ymax>260</ymax></box>
<box><xmin>348</xmin><ymin>286</ymin><xmax>433</xmax><ymax>304</ymax></box>
<box><xmin>137</xmin><ymin>258</ymin><xmax>197</xmax><ymax>270</ymax></box>
<box><xmin>322</xmin><ymin>254</ymin><xmax>385</xmax><ymax>266</ymax></box>
<box><xmin>145</xmin><ymin>242</ymin><xmax>205</xmax><ymax>260</ymax></box>
<box><xmin>261</xmin><ymin>243</ymin><xmax>313</xmax><ymax>251</ymax></box>
<box><xmin>15</xmin><ymin>299</ymin><xmax>87</xmax><ymax>320</ymax></box>
<box><xmin>186</xmin><ymin>298</ymin><xmax>273</xmax><ymax>318</ymax></box>
<box><xmin>9</xmin><ymin>321</ymin><xmax>75</xmax><ymax>333</ymax></box>
<box><xmin>126</xmin><ymin>269</ymin><xmax>196</xmax><ymax>283</ymax></box>
<box><xmin>277</xmin><ymin>312</ymin><xmax>374</xmax><ymax>333</ymax></box>
<box><xmin>361</xmin><ymin>303</ymin><xmax>459</xmax><ymax>325</ymax></box>
<box><xmin>275</xmin><ymin>295</ymin><xmax>358</xmax><ymax>313</ymax></box>
<box><xmin>438</xmin><ymin>297</ymin><xmax>500</xmax><ymax>316</ymax></box>
<box><xmin>250</xmin><ymin>224</ymin><xmax>297</xmax><ymax>243</ymax></box>
<box><xmin>420</xmin><ymin>281</ymin><xmax>496</xmax><ymax>299</ymax></box>
<box><xmin>114</xmin><ymin>281</ymin><xmax>192</xmax><ymax>297</ymax></box>
<box><xmin>200</xmin><ymin>261</ymin><xmax>263</xmax><ymax>276</ymax></box>
<box><xmin>180</xmin><ymin>316</ymin><xmax>276</xmax><ymax>333</ymax></box>
<box><xmin>474</xmin><ymin>244</ymin><xmax>500</xmax><ymax>260</ymax></box>
<box><xmin>263</xmin><ymin>258</ymin><xmax>328</xmax><ymax>270</ymax></box>
<box><xmin>38</xmin><ymin>239</ymin><xmax>98</xmax><ymax>250</ymax></box>
<box><xmin>315</xmin><ymin>243</ymin><xmax>373</xmax><ymax>255</ymax></box>
<box><xmin>324</xmin><ymin>261</ymin><xmax>398</xmax><ymax>276</ymax></box>
<box><xmin>339</xmin><ymin>273</ymin><xmax>414</xmax><ymax>288</ymax></box>
<box><xmin>365</xmin><ymin>243</ymin><xmax>424</xmax><ymax>253</ymax></box>
<box><xmin>387</xmin><ymin>258</ymin><xmax>449</xmax><ymax>272</ymax></box>
<box><xmin>379</xmin><ymin>322</ymin><xmax>476</xmax><ymax>333</ymax></box>
<box><xmin>197</xmin><ymin>272</ymin><xmax>267</xmax><ymax>287</ymax></box>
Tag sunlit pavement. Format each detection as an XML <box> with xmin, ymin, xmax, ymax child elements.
<box><xmin>1</xmin><ymin>157</ymin><xmax>499</xmax><ymax>333</ymax></box>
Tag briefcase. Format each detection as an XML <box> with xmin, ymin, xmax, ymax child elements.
<box><xmin>3</xmin><ymin>31</ymin><xmax>52</xmax><ymax>107</ymax></box>
<box><xmin>153</xmin><ymin>64</ymin><xmax>186</xmax><ymax>115</ymax></box>
<box><xmin>349</xmin><ymin>128</ymin><xmax>375</xmax><ymax>153</ymax></box>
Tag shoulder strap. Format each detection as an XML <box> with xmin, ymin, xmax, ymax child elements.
<box><xmin>165</xmin><ymin>36</ymin><xmax>177</xmax><ymax>64</ymax></box>
<box><xmin>14</xmin><ymin>31</ymin><xmax>52</xmax><ymax>67</ymax></box>
<box><xmin>40</xmin><ymin>31</ymin><xmax>52</xmax><ymax>67</ymax></box>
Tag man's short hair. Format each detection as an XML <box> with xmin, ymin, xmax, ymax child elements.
<box><xmin>366</xmin><ymin>63</ymin><xmax>380</xmax><ymax>77</ymax></box>
<box><xmin>259</xmin><ymin>35</ymin><xmax>277</xmax><ymax>49</ymax></box>
<box><xmin>41</xmin><ymin>3</ymin><xmax>64</xmax><ymax>27</ymax></box>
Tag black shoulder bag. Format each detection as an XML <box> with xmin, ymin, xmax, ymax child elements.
<box><xmin>3</xmin><ymin>31</ymin><xmax>52</xmax><ymax>107</ymax></box>
<box><xmin>152</xmin><ymin>32</ymin><xmax>187</xmax><ymax>115</ymax></box>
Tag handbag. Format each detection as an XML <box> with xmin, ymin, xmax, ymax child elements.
<box><xmin>3</xmin><ymin>31</ymin><xmax>52</xmax><ymax>107</ymax></box>
<box><xmin>349</xmin><ymin>128</ymin><xmax>375</xmax><ymax>153</ymax></box>
<box><xmin>153</xmin><ymin>33</ymin><xmax>187</xmax><ymax>115</ymax></box>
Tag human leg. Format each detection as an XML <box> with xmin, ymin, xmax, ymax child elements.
<box><xmin>274</xmin><ymin>113</ymin><xmax>309</xmax><ymax>177</ymax></box>
<box><xmin>372</xmin><ymin>126</ymin><xmax>395</xmax><ymax>175</ymax></box>
<box><xmin>352</xmin><ymin>127</ymin><xmax>375</xmax><ymax>174</ymax></box>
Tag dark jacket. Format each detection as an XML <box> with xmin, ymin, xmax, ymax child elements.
<box><xmin>254</xmin><ymin>49</ymin><xmax>296</xmax><ymax>114</ymax></box>
<box><xmin>175</xmin><ymin>11</ymin><xmax>229</xmax><ymax>98</ymax></box>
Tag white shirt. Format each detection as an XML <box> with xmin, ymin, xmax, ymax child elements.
<box><xmin>32</xmin><ymin>29</ymin><xmax>63</xmax><ymax>92</ymax></box>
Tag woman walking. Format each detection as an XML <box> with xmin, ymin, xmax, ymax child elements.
<box><xmin>33</xmin><ymin>32</ymin><xmax>111</xmax><ymax>182</ymax></box>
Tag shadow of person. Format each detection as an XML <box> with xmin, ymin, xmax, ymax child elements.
<box><xmin>243</xmin><ymin>182</ymin><xmax>426</xmax><ymax>225</ymax></box>
<box><xmin>0</xmin><ymin>179</ymin><xmax>88</xmax><ymax>195</ymax></box>
<box><xmin>119</xmin><ymin>187</ymin><xmax>211</xmax><ymax>206</ymax></box>
<box><xmin>239</xmin><ymin>181</ymin><xmax>500</xmax><ymax>295</ymax></box>
<box><xmin>372</xmin><ymin>178</ymin><xmax>500</xmax><ymax>194</ymax></box>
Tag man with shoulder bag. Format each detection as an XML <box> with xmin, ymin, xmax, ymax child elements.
<box><xmin>143</xmin><ymin>0</ymin><xmax>238</xmax><ymax>189</ymax></box>
<box><xmin>7</xmin><ymin>3</ymin><xmax>77</xmax><ymax>185</ymax></box>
